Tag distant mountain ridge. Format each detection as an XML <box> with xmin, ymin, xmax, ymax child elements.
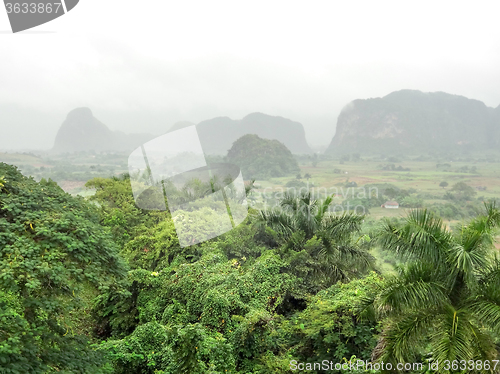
<box><xmin>169</xmin><ymin>112</ymin><xmax>312</xmax><ymax>155</ymax></box>
<box><xmin>52</xmin><ymin>108</ymin><xmax>153</xmax><ymax>153</ymax></box>
<box><xmin>326</xmin><ymin>90</ymin><xmax>500</xmax><ymax>154</ymax></box>
<box><xmin>52</xmin><ymin>110</ymin><xmax>312</xmax><ymax>155</ymax></box>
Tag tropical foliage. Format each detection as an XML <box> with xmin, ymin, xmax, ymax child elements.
<box><xmin>257</xmin><ymin>192</ymin><xmax>374</xmax><ymax>288</ymax></box>
<box><xmin>367</xmin><ymin>205</ymin><xmax>500</xmax><ymax>370</ymax></box>
<box><xmin>2</xmin><ymin>162</ymin><xmax>500</xmax><ymax>373</ymax></box>
<box><xmin>0</xmin><ymin>163</ymin><xmax>127</xmax><ymax>373</ymax></box>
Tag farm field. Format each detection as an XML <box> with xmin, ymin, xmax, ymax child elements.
<box><xmin>0</xmin><ymin>151</ymin><xmax>128</xmax><ymax>195</ymax></box>
<box><xmin>302</xmin><ymin>159</ymin><xmax>500</xmax><ymax>197</ymax></box>
<box><xmin>3</xmin><ymin>151</ymin><xmax>500</xmax><ymax>222</ymax></box>
<box><xmin>251</xmin><ymin>156</ymin><xmax>500</xmax><ymax>225</ymax></box>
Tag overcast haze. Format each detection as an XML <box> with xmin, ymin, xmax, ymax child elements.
<box><xmin>1</xmin><ymin>0</ymin><xmax>500</xmax><ymax>150</ymax></box>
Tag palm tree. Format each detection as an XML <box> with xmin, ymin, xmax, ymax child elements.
<box><xmin>257</xmin><ymin>191</ymin><xmax>374</xmax><ymax>285</ymax></box>
<box><xmin>366</xmin><ymin>203</ymin><xmax>500</xmax><ymax>371</ymax></box>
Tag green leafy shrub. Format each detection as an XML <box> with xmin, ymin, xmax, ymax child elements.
<box><xmin>284</xmin><ymin>273</ymin><xmax>383</xmax><ymax>365</ymax></box>
<box><xmin>0</xmin><ymin>163</ymin><xmax>126</xmax><ymax>373</ymax></box>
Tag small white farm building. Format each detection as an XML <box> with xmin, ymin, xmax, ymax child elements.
<box><xmin>381</xmin><ymin>201</ymin><xmax>399</xmax><ymax>209</ymax></box>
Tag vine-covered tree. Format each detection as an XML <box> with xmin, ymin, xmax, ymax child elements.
<box><xmin>0</xmin><ymin>163</ymin><xmax>127</xmax><ymax>373</ymax></box>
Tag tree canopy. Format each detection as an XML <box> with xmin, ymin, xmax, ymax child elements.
<box><xmin>226</xmin><ymin>134</ymin><xmax>300</xmax><ymax>180</ymax></box>
<box><xmin>0</xmin><ymin>163</ymin><xmax>127</xmax><ymax>373</ymax></box>
<box><xmin>368</xmin><ymin>205</ymin><xmax>500</xmax><ymax>368</ymax></box>
<box><xmin>3</xmin><ymin>164</ymin><xmax>500</xmax><ymax>374</ymax></box>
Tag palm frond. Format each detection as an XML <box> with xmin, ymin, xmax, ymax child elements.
<box><xmin>377</xmin><ymin>209</ymin><xmax>453</xmax><ymax>266</ymax></box>
<box><xmin>315</xmin><ymin>243</ymin><xmax>374</xmax><ymax>283</ymax></box>
<box><xmin>311</xmin><ymin>260</ymin><xmax>351</xmax><ymax>284</ymax></box>
<box><xmin>447</xmin><ymin>241</ymin><xmax>487</xmax><ymax>292</ymax></box>
<box><xmin>321</xmin><ymin>213</ymin><xmax>364</xmax><ymax>242</ymax></box>
<box><xmin>256</xmin><ymin>208</ymin><xmax>295</xmax><ymax>239</ymax></box>
<box><xmin>458</xmin><ymin>224</ymin><xmax>494</xmax><ymax>260</ymax></box>
<box><xmin>468</xmin><ymin>298</ymin><xmax>500</xmax><ymax>335</ymax></box>
<box><xmin>372</xmin><ymin>310</ymin><xmax>436</xmax><ymax>364</ymax></box>
<box><xmin>373</xmin><ymin>262</ymin><xmax>448</xmax><ymax>316</ymax></box>
<box><xmin>468</xmin><ymin>323</ymin><xmax>498</xmax><ymax>366</ymax></box>
<box><xmin>477</xmin><ymin>255</ymin><xmax>500</xmax><ymax>289</ymax></box>
<box><xmin>430</xmin><ymin>306</ymin><xmax>476</xmax><ymax>364</ymax></box>
<box><xmin>315</xmin><ymin>194</ymin><xmax>334</xmax><ymax>222</ymax></box>
<box><xmin>472</xmin><ymin>201</ymin><xmax>500</xmax><ymax>232</ymax></box>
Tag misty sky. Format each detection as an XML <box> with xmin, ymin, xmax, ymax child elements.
<box><xmin>1</xmin><ymin>0</ymin><xmax>500</xmax><ymax>150</ymax></box>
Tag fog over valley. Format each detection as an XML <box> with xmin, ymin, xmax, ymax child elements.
<box><xmin>1</xmin><ymin>1</ymin><xmax>500</xmax><ymax>150</ymax></box>
<box><xmin>4</xmin><ymin>2</ymin><xmax>500</xmax><ymax>373</ymax></box>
